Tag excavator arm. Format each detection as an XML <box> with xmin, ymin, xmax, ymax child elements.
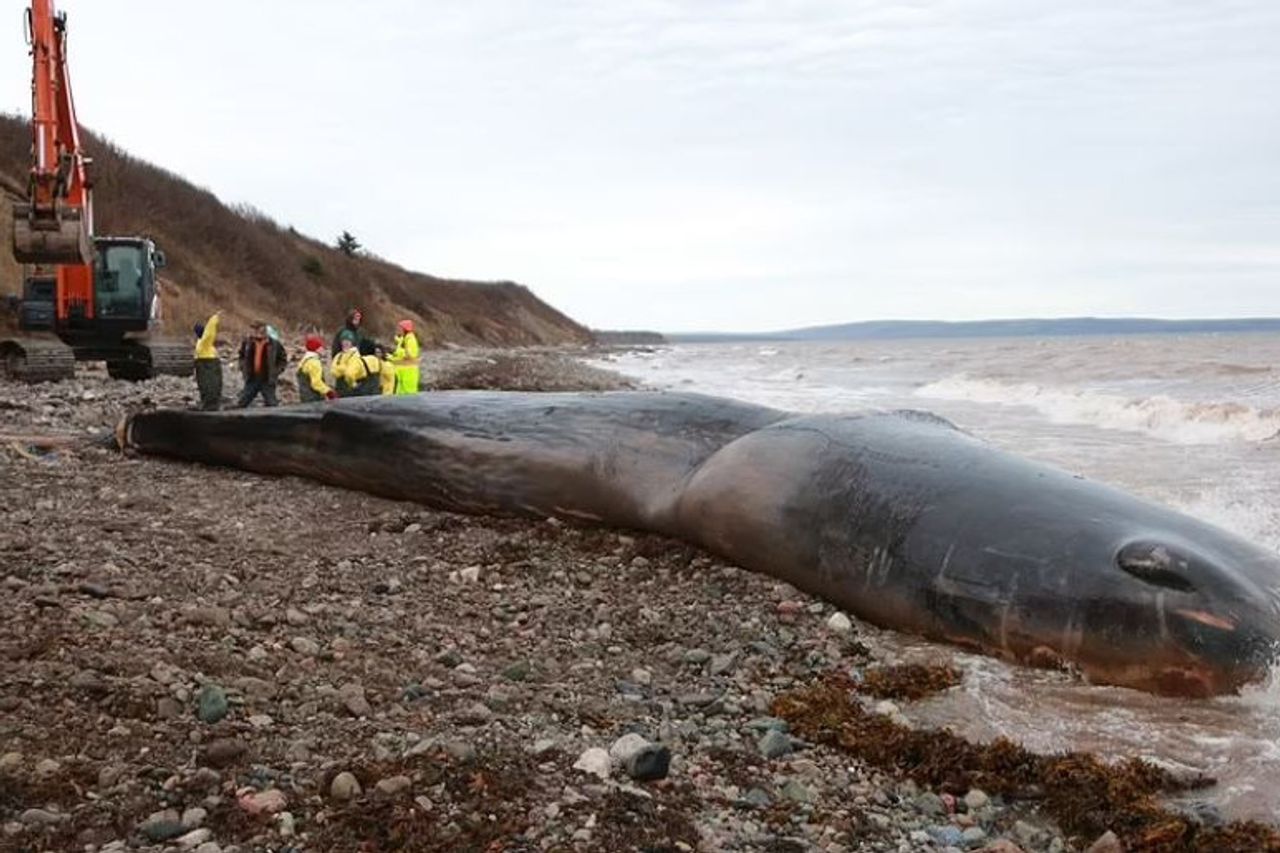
<box><xmin>12</xmin><ymin>0</ymin><xmax>92</xmax><ymax>266</ymax></box>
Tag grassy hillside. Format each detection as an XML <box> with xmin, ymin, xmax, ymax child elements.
<box><xmin>0</xmin><ymin>114</ymin><xmax>591</xmax><ymax>347</ymax></box>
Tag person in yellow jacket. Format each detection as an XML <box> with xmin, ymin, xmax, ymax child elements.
<box><xmin>375</xmin><ymin>344</ymin><xmax>396</xmax><ymax>395</ymax></box>
<box><xmin>297</xmin><ymin>335</ymin><xmax>337</xmax><ymax>403</ymax></box>
<box><xmin>331</xmin><ymin>337</ymin><xmax>369</xmax><ymax>398</ymax></box>
<box><xmin>391</xmin><ymin>319</ymin><xmax>421</xmax><ymax>395</ymax></box>
<box><xmin>192</xmin><ymin>312</ymin><xmax>222</xmax><ymax>411</ymax></box>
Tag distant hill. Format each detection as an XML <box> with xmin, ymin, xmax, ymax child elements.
<box><xmin>669</xmin><ymin>317</ymin><xmax>1280</xmax><ymax>343</ymax></box>
<box><xmin>0</xmin><ymin>114</ymin><xmax>592</xmax><ymax>347</ymax></box>
<box><xmin>591</xmin><ymin>330</ymin><xmax>667</xmax><ymax>345</ymax></box>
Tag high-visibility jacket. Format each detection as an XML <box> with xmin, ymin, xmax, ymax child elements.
<box><xmin>391</xmin><ymin>332</ymin><xmax>420</xmax><ymax>395</ymax></box>
<box><xmin>296</xmin><ymin>352</ymin><xmax>331</xmax><ymax>402</ymax></box>
<box><xmin>332</xmin><ymin>349</ymin><xmax>366</xmax><ymax>396</ymax></box>
<box><xmin>355</xmin><ymin>354</ymin><xmax>382</xmax><ymax>396</ymax></box>
<box><xmin>379</xmin><ymin>363</ymin><xmax>396</xmax><ymax>395</ymax></box>
<box><xmin>194</xmin><ymin>314</ymin><xmax>219</xmax><ymax>360</ymax></box>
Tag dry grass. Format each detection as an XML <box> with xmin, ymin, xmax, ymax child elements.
<box><xmin>0</xmin><ymin>114</ymin><xmax>591</xmax><ymax>347</ymax></box>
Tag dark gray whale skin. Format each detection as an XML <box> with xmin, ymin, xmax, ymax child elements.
<box><xmin>121</xmin><ymin>391</ymin><xmax>1280</xmax><ymax>697</ymax></box>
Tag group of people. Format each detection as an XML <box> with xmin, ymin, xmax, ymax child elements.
<box><xmin>192</xmin><ymin>307</ymin><xmax>421</xmax><ymax>410</ymax></box>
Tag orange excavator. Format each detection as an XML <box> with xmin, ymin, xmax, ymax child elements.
<box><xmin>1</xmin><ymin>0</ymin><xmax>190</xmax><ymax>381</ymax></box>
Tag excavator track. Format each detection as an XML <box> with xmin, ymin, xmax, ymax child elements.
<box><xmin>0</xmin><ymin>338</ymin><xmax>76</xmax><ymax>383</ymax></box>
<box><xmin>143</xmin><ymin>341</ymin><xmax>194</xmax><ymax>378</ymax></box>
<box><xmin>106</xmin><ymin>340</ymin><xmax>193</xmax><ymax>381</ymax></box>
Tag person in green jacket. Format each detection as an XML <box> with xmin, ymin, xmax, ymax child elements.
<box><xmin>391</xmin><ymin>319</ymin><xmax>421</xmax><ymax>395</ymax></box>
<box><xmin>192</xmin><ymin>312</ymin><xmax>222</xmax><ymax>411</ymax></box>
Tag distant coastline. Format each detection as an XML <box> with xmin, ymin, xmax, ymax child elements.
<box><xmin>667</xmin><ymin>317</ymin><xmax>1280</xmax><ymax>343</ymax></box>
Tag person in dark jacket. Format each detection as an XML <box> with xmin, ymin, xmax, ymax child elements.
<box><xmin>331</xmin><ymin>307</ymin><xmax>369</xmax><ymax>355</ymax></box>
<box><xmin>235</xmin><ymin>321</ymin><xmax>287</xmax><ymax>408</ymax></box>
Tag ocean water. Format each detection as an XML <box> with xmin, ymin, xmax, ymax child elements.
<box><xmin>590</xmin><ymin>334</ymin><xmax>1280</xmax><ymax>821</ymax></box>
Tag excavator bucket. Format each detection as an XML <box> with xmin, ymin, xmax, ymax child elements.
<box><xmin>12</xmin><ymin>202</ymin><xmax>92</xmax><ymax>265</ymax></box>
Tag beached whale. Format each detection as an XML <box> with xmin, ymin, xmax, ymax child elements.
<box><xmin>119</xmin><ymin>391</ymin><xmax>1280</xmax><ymax>697</ymax></box>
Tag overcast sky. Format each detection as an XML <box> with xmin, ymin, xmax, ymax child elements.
<box><xmin>7</xmin><ymin>1</ymin><xmax>1279</xmax><ymax>332</ymax></box>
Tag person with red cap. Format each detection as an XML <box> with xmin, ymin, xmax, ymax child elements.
<box><xmin>297</xmin><ymin>335</ymin><xmax>337</xmax><ymax>403</ymax></box>
<box><xmin>390</xmin><ymin>318</ymin><xmax>421</xmax><ymax>395</ymax></box>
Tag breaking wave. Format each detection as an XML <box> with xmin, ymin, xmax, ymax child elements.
<box><xmin>916</xmin><ymin>376</ymin><xmax>1280</xmax><ymax>444</ymax></box>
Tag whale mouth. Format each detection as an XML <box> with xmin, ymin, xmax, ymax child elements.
<box><xmin>1116</xmin><ymin>541</ymin><xmax>1198</xmax><ymax>593</ymax></box>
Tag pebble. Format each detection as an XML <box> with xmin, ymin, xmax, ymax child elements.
<box><xmin>758</xmin><ymin>729</ymin><xmax>793</xmax><ymax>759</ymax></box>
<box><xmin>181</xmin><ymin>807</ymin><xmax>208</xmax><ymax>829</ymax></box>
<box><xmin>139</xmin><ymin>809</ymin><xmax>185</xmax><ymax>842</ymax></box>
<box><xmin>0</xmin><ymin>753</ymin><xmax>23</xmax><ymax>772</ymax></box>
<box><xmin>34</xmin><ymin>758</ymin><xmax>60</xmax><ymax>778</ymax></box>
<box><xmin>826</xmin><ymin>612</ymin><xmax>853</xmax><ymax>633</ymax></box>
<box><xmin>338</xmin><ymin>683</ymin><xmax>373</xmax><ymax>717</ymax></box>
<box><xmin>20</xmin><ymin>808</ymin><xmax>66</xmax><ymax>827</ymax></box>
<box><xmin>963</xmin><ymin>788</ymin><xmax>990</xmax><ymax>810</ymax></box>
<box><xmin>202</xmin><ymin>738</ymin><xmax>246</xmax><ymax>767</ymax></box>
<box><xmin>330</xmin><ymin>771</ymin><xmax>362</xmax><ymax>801</ymax></box>
<box><xmin>177</xmin><ymin>828</ymin><xmax>213</xmax><ymax>848</ymax></box>
<box><xmin>453</xmin><ymin>701</ymin><xmax>494</xmax><ymax>726</ymax></box>
<box><xmin>290</xmin><ymin>636</ymin><xmax>320</xmax><ymax>656</ymax></box>
<box><xmin>376</xmin><ymin>775</ymin><xmax>413</xmax><ymax>795</ymax></box>
<box><xmin>683</xmin><ymin>648</ymin><xmax>711</xmax><ymax>665</ymax></box>
<box><xmin>1086</xmin><ymin>831</ymin><xmax>1123</xmax><ymax>853</ymax></box>
<box><xmin>962</xmin><ymin>826</ymin><xmax>988</xmax><ymax>845</ymax></box>
<box><xmin>285</xmin><ymin>607</ymin><xmax>308</xmax><ymax>625</ymax></box>
<box><xmin>239</xmin><ymin>788</ymin><xmax>287</xmax><ymax>815</ymax></box>
<box><xmin>196</xmin><ymin>684</ymin><xmax>229</xmax><ymax>724</ymax></box>
<box><xmin>502</xmin><ymin>660</ymin><xmax>533</xmax><ymax>682</ymax></box>
<box><xmin>630</xmin><ymin>667</ymin><xmax>653</xmax><ymax>686</ymax></box>
<box><xmin>608</xmin><ymin>733</ymin><xmax>651</xmax><ymax>766</ymax></box>
<box><xmin>927</xmin><ymin>825</ymin><xmax>964</xmax><ymax>847</ymax></box>
<box><xmin>740</xmin><ymin>788</ymin><xmax>772</xmax><ymax>810</ymax></box>
<box><xmin>572</xmin><ymin>748</ymin><xmax>612</xmax><ymax>780</ymax></box>
<box><xmin>915</xmin><ymin>791</ymin><xmax>946</xmax><ymax>816</ymax></box>
<box><xmin>624</xmin><ymin>744</ymin><xmax>671</xmax><ymax>782</ymax></box>
<box><xmin>780</xmin><ymin>779</ymin><xmax>814</xmax><ymax>804</ymax></box>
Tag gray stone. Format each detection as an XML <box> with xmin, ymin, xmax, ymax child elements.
<box><xmin>572</xmin><ymin>748</ymin><xmax>611</xmax><ymax>780</ymax></box>
<box><xmin>330</xmin><ymin>771</ymin><xmax>362</xmax><ymax>801</ymax></box>
<box><xmin>139</xmin><ymin>809</ymin><xmax>185</xmax><ymax>842</ymax></box>
<box><xmin>709</xmin><ymin>653</ymin><xmax>738</xmax><ymax>675</ymax></box>
<box><xmin>196</xmin><ymin>685</ymin><xmax>229</xmax><ymax>724</ymax></box>
<box><xmin>915</xmin><ymin>792</ymin><xmax>946</xmax><ymax>816</ymax></box>
<box><xmin>780</xmin><ymin>779</ymin><xmax>814</xmax><ymax>804</ymax></box>
<box><xmin>608</xmin><ymin>733</ymin><xmax>650</xmax><ymax>767</ymax></box>
<box><xmin>962</xmin><ymin>826</ymin><xmax>988</xmax><ymax>845</ymax></box>
<box><xmin>502</xmin><ymin>660</ymin><xmax>533</xmax><ymax>682</ymax></box>
<box><xmin>758</xmin><ymin>729</ymin><xmax>793</xmax><ymax>759</ymax></box>
<box><xmin>963</xmin><ymin>788</ymin><xmax>990</xmax><ymax>811</ymax></box>
<box><xmin>338</xmin><ymin>683</ymin><xmax>372</xmax><ymax>717</ymax></box>
<box><xmin>1086</xmin><ymin>831</ymin><xmax>1123</xmax><ymax>853</ymax></box>
<box><xmin>19</xmin><ymin>808</ymin><xmax>66</xmax><ymax>827</ymax></box>
<box><xmin>33</xmin><ymin>758</ymin><xmax>59</xmax><ymax>778</ymax></box>
<box><xmin>927</xmin><ymin>825</ymin><xmax>964</xmax><ymax>847</ymax></box>
<box><xmin>0</xmin><ymin>752</ymin><xmax>22</xmax><ymax>773</ymax></box>
<box><xmin>285</xmin><ymin>607</ymin><xmax>309</xmax><ymax>626</ymax></box>
<box><xmin>740</xmin><ymin>788</ymin><xmax>772</xmax><ymax>810</ymax></box>
<box><xmin>177</xmin><ymin>828</ymin><xmax>213</xmax><ymax>848</ymax></box>
<box><xmin>376</xmin><ymin>775</ymin><xmax>412</xmax><ymax>796</ymax></box>
<box><xmin>453</xmin><ymin>702</ymin><xmax>494</xmax><ymax>726</ymax></box>
<box><xmin>290</xmin><ymin>636</ymin><xmax>320</xmax><ymax>656</ymax></box>
<box><xmin>682</xmin><ymin>648</ymin><xmax>711</xmax><ymax>665</ymax></box>
<box><xmin>202</xmin><ymin>738</ymin><xmax>246</xmax><ymax>768</ymax></box>
<box><xmin>181</xmin><ymin>807</ymin><xmax>208</xmax><ymax>829</ymax></box>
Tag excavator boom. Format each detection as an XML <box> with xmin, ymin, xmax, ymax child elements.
<box><xmin>12</xmin><ymin>0</ymin><xmax>92</xmax><ymax>266</ymax></box>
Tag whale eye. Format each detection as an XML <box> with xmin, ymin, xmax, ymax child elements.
<box><xmin>1116</xmin><ymin>542</ymin><xmax>1198</xmax><ymax>593</ymax></box>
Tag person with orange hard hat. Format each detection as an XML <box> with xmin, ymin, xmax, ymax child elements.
<box><xmin>390</xmin><ymin>319</ymin><xmax>421</xmax><ymax>395</ymax></box>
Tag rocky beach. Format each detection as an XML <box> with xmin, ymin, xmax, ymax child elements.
<box><xmin>0</xmin><ymin>349</ymin><xmax>1267</xmax><ymax>852</ymax></box>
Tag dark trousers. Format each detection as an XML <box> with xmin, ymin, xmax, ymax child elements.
<box><xmin>236</xmin><ymin>377</ymin><xmax>279</xmax><ymax>408</ymax></box>
<box><xmin>195</xmin><ymin>359</ymin><xmax>222</xmax><ymax>411</ymax></box>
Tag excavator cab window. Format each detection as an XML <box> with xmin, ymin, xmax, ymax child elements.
<box><xmin>96</xmin><ymin>244</ymin><xmax>146</xmax><ymax>318</ymax></box>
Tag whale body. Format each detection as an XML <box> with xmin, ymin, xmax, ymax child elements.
<box><xmin>121</xmin><ymin>391</ymin><xmax>1280</xmax><ymax>696</ymax></box>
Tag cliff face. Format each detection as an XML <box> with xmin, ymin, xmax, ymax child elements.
<box><xmin>0</xmin><ymin>115</ymin><xmax>592</xmax><ymax>347</ymax></box>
